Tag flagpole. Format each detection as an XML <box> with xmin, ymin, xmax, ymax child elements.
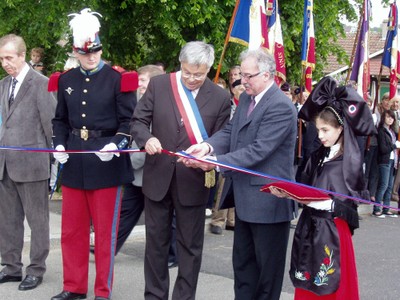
<box><xmin>297</xmin><ymin>65</ymin><xmax>306</xmax><ymax>164</ymax></box>
<box><xmin>214</xmin><ymin>0</ymin><xmax>241</xmax><ymax>83</ymax></box>
<box><xmin>346</xmin><ymin>2</ymin><xmax>364</xmax><ymax>83</ymax></box>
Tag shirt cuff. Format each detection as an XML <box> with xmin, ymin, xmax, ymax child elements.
<box><xmin>307</xmin><ymin>199</ymin><xmax>334</xmax><ymax>211</ymax></box>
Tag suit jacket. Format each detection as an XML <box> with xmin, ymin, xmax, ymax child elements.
<box><xmin>131</xmin><ymin>74</ymin><xmax>231</xmax><ymax>205</ymax></box>
<box><xmin>207</xmin><ymin>82</ymin><xmax>298</xmax><ymax>223</ymax></box>
<box><xmin>0</xmin><ymin>68</ymin><xmax>56</xmax><ymax>182</ymax></box>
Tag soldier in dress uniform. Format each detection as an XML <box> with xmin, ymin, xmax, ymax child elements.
<box><xmin>50</xmin><ymin>8</ymin><xmax>137</xmax><ymax>300</ymax></box>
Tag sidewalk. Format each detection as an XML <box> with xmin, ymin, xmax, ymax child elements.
<box><xmin>5</xmin><ymin>206</ymin><xmax>293</xmax><ymax>300</ymax></box>
<box><xmin>1</xmin><ymin>199</ymin><xmax>384</xmax><ymax>300</ymax></box>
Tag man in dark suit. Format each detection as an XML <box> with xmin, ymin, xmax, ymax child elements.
<box><xmin>131</xmin><ymin>41</ymin><xmax>231</xmax><ymax>299</ymax></box>
<box><xmin>0</xmin><ymin>34</ymin><xmax>56</xmax><ymax>291</ymax></box>
<box><xmin>183</xmin><ymin>48</ymin><xmax>298</xmax><ymax>300</ymax></box>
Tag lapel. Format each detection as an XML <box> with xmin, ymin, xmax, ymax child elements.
<box><xmin>237</xmin><ymin>83</ymin><xmax>278</xmax><ymax>131</ymax></box>
<box><xmin>0</xmin><ymin>78</ymin><xmax>9</xmax><ymax>124</ymax></box>
<box><xmin>169</xmin><ymin>75</ymin><xmax>212</xmax><ymax>129</ymax></box>
<box><xmin>1</xmin><ymin>77</ymin><xmax>10</xmax><ymax>108</ymax></box>
<box><xmin>194</xmin><ymin>78</ymin><xmax>211</xmax><ymax>111</ymax></box>
<box><xmin>7</xmin><ymin>69</ymin><xmax>33</xmax><ymax>116</ymax></box>
<box><xmin>5</xmin><ymin>70</ymin><xmax>36</xmax><ymax>124</ymax></box>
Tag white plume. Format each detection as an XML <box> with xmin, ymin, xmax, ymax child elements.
<box><xmin>68</xmin><ymin>8</ymin><xmax>102</xmax><ymax>49</ymax></box>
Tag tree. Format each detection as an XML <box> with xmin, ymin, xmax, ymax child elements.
<box><xmin>0</xmin><ymin>0</ymin><xmax>376</xmax><ymax>84</ymax></box>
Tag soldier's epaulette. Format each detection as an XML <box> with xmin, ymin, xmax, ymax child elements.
<box><xmin>47</xmin><ymin>69</ymin><xmax>72</xmax><ymax>92</ymax></box>
<box><xmin>121</xmin><ymin>71</ymin><xmax>138</xmax><ymax>92</ymax></box>
<box><xmin>48</xmin><ymin>72</ymin><xmax>61</xmax><ymax>92</ymax></box>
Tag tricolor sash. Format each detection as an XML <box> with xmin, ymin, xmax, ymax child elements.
<box><xmin>170</xmin><ymin>72</ymin><xmax>215</xmax><ymax>188</ymax></box>
<box><xmin>170</xmin><ymin>72</ymin><xmax>208</xmax><ymax>144</ymax></box>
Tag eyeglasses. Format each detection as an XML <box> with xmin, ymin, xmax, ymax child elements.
<box><xmin>239</xmin><ymin>72</ymin><xmax>262</xmax><ymax>80</ymax></box>
<box><xmin>181</xmin><ymin>71</ymin><xmax>208</xmax><ymax>81</ymax></box>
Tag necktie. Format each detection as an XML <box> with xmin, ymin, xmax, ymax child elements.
<box><xmin>9</xmin><ymin>78</ymin><xmax>18</xmax><ymax>107</ymax></box>
<box><xmin>247</xmin><ymin>96</ymin><xmax>256</xmax><ymax>117</ymax></box>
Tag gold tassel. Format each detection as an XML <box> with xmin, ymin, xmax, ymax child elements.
<box><xmin>204</xmin><ymin>169</ymin><xmax>216</xmax><ymax>188</ymax></box>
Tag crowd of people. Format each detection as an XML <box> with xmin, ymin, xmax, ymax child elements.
<box><xmin>0</xmin><ymin>7</ymin><xmax>398</xmax><ymax>300</ymax></box>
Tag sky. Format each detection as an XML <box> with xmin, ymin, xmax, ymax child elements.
<box><xmin>370</xmin><ymin>1</ymin><xmax>390</xmax><ymax>28</ymax></box>
<box><xmin>344</xmin><ymin>1</ymin><xmax>390</xmax><ymax>28</ymax></box>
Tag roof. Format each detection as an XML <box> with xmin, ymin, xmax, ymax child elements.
<box><xmin>324</xmin><ymin>31</ymin><xmax>388</xmax><ymax>76</ymax></box>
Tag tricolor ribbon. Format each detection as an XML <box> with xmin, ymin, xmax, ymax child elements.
<box><xmin>0</xmin><ymin>145</ymin><xmax>395</xmax><ymax>212</ymax></box>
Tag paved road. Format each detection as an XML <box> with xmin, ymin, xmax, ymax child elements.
<box><xmin>0</xmin><ymin>200</ymin><xmax>399</xmax><ymax>299</ymax></box>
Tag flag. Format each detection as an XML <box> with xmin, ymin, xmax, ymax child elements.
<box><xmin>350</xmin><ymin>0</ymin><xmax>371</xmax><ymax>101</ymax></box>
<box><xmin>382</xmin><ymin>2</ymin><xmax>400</xmax><ymax>100</ymax></box>
<box><xmin>265</xmin><ymin>0</ymin><xmax>286</xmax><ymax>86</ymax></box>
<box><xmin>229</xmin><ymin>0</ymin><xmax>267</xmax><ymax>48</ymax></box>
<box><xmin>229</xmin><ymin>0</ymin><xmax>286</xmax><ymax>86</ymax></box>
<box><xmin>301</xmin><ymin>0</ymin><xmax>315</xmax><ymax>94</ymax></box>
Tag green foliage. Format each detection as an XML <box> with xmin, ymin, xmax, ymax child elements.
<box><xmin>0</xmin><ymin>0</ymin><xmax>377</xmax><ymax>84</ymax></box>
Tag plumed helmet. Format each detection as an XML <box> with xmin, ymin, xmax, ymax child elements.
<box><xmin>68</xmin><ymin>8</ymin><xmax>103</xmax><ymax>55</ymax></box>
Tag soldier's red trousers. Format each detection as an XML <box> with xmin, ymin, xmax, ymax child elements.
<box><xmin>60</xmin><ymin>185</ymin><xmax>122</xmax><ymax>299</ymax></box>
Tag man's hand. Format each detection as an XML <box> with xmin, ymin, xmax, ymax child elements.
<box><xmin>185</xmin><ymin>143</ymin><xmax>211</xmax><ymax>158</ymax></box>
<box><xmin>177</xmin><ymin>143</ymin><xmax>210</xmax><ymax>166</ymax></box>
<box><xmin>53</xmin><ymin>145</ymin><xmax>69</xmax><ymax>164</ymax></box>
<box><xmin>269</xmin><ymin>186</ymin><xmax>310</xmax><ymax>205</ymax></box>
<box><xmin>145</xmin><ymin>137</ymin><xmax>163</xmax><ymax>155</ymax></box>
<box><xmin>188</xmin><ymin>156</ymin><xmax>216</xmax><ymax>171</ymax></box>
<box><xmin>95</xmin><ymin>143</ymin><xmax>119</xmax><ymax>162</ymax></box>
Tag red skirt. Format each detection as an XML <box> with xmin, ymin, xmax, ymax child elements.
<box><xmin>294</xmin><ymin>218</ymin><xmax>359</xmax><ymax>300</ymax></box>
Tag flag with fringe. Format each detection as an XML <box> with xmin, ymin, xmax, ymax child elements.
<box><xmin>350</xmin><ymin>0</ymin><xmax>371</xmax><ymax>101</ymax></box>
<box><xmin>382</xmin><ymin>2</ymin><xmax>400</xmax><ymax>100</ymax></box>
<box><xmin>229</xmin><ymin>0</ymin><xmax>266</xmax><ymax>48</ymax></box>
<box><xmin>229</xmin><ymin>0</ymin><xmax>286</xmax><ymax>86</ymax></box>
<box><xmin>301</xmin><ymin>0</ymin><xmax>315</xmax><ymax>93</ymax></box>
<box><xmin>265</xmin><ymin>0</ymin><xmax>286</xmax><ymax>86</ymax></box>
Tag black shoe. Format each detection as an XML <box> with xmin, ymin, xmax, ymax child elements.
<box><xmin>225</xmin><ymin>225</ymin><xmax>235</xmax><ymax>231</ymax></box>
<box><xmin>210</xmin><ymin>224</ymin><xmax>223</xmax><ymax>235</ymax></box>
<box><xmin>168</xmin><ymin>261</ymin><xmax>178</xmax><ymax>269</ymax></box>
<box><xmin>94</xmin><ymin>297</ymin><xmax>109</xmax><ymax>300</ymax></box>
<box><xmin>18</xmin><ymin>275</ymin><xmax>42</xmax><ymax>291</ymax></box>
<box><xmin>0</xmin><ymin>271</ymin><xmax>22</xmax><ymax>284</ymax></box>
<box><xmin>51</xmin><ymin>291</ymin><xmax>87</xmax><ymax>300</ymax></box>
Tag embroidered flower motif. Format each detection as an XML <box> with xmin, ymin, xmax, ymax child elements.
<box><xmin>294</xmin><ymin>270</ymin><xmax>309</xmax><ymax>281</ymax></box>
<box><xmin>314</xmin><ymin>245</ymin><xmax>335</xmax><ymax>286</ymax></box>
<box><xmin>305</xmin><ymin>271</ymin><xmax>311</xmax><ymax>280</ymax></box>
<box><xmin>294</xmin><ymin>245</ymin><xmax>335</xmax><ymax>287</ymax></box>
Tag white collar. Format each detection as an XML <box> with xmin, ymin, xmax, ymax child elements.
<box><xmin>324</xmin><ymin>143</ymin><xmax>341</xmax><ymax>162</ymax></box>
<box><xmin>15</xmin><ymin>63</ymin><xmax>30</xmax><ymax>83</ymax></box>
<box><xmin>254</xmin><ymin>80</ymin><xmax>274</xmax><ymax>105</ymax></box>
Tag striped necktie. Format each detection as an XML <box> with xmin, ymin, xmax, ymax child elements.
<box><xmin>9</xmin><ymin>78</ymin><xmax>18</xmax><ymax>107</ymax></box>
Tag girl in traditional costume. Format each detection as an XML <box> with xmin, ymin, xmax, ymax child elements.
<box><xmin>271</xmin><ymin>76</ymin><xmax>376</xmax><ymax>299</ymax></box>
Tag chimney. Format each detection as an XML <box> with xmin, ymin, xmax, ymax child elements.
<box><xmin>381</xmin><ymin>19</ymin><xmax>388</xmax><ymax>40</ymax></box>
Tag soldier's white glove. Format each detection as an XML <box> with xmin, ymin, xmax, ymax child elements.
<box><xmin>96</xmin><ymin>143</ymin><xmax>120</xmax><ymax>162</ymax></box>
<box><xmin>53</xmin><ymin>145</ymin><xmax>69</xmax><ymax>164</ymax></box>
<box><xmin>396</xmin><ymin>141</ymin><xmax>400</xmax><ymax>149</ymax></box>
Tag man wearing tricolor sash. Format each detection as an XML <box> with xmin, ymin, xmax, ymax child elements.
<box><xmin>131</xmin><ymin>41</ymin><xmax>230</xmax><ymax>299</ymax></box>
